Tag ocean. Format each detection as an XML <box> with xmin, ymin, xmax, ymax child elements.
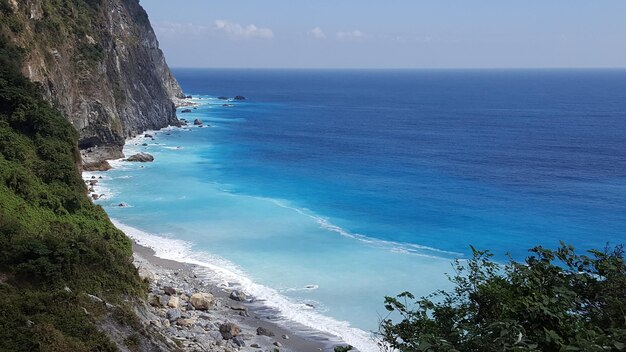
<box><xmin>89</xmin><ymin>69</ymin><xmax>626</xmax><ymax>351</ymax></box>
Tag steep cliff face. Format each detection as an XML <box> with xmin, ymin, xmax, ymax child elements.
<box><xmin>1</xmin><ymin>0</ymin><xmax>183</xmax><ymax>162</ymax></box>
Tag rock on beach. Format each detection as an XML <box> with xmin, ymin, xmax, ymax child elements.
<box><xmin>125</xmin><ymin>152</ymin><xmax>154</xmax><ymax>162</ymax></box>
<box><xmin>219</xmin><ymin>323</ymin><xmax>240</xmax><ymax>339</ymax></box>
<box><xmin>189</xmin><ymin>292</ymin><xmax>215</xmax><ymax>310</ymax></box>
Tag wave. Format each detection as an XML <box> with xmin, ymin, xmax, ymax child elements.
<box><xmin>264</xmin><ymin>198</ymin><xmax>463</xmax><ymax>259</ymax></box>
<box><xmin>111</xmin><ymin>219</ymin><xmax>379</xmax><ymax>352</ymax></box>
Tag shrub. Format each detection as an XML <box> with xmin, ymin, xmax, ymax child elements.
<box><xmin>0</xmin><ymin>34</ymin><xmax>143</xmax><ymax>350</ymax></box>
<box><xmin>380</xmin><ymin>243</ymin><xmax>626</xmax><ymax>351</ymax></box>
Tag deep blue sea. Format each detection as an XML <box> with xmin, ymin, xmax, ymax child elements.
<box><xmin>89</xmin><ymin>69</ymin><xmax>626</xmax><ymax>351</ymax></box>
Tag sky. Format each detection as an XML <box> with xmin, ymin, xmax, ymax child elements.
<box><xmin>139</xmin><ymin>0</ymin><xmax>626</xmax><ymax>69</ymax></box>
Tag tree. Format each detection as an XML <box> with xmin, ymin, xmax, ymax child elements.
<box><xmin>380</xmin><ymin>243</ymin><xmax>626</xmax><ymax>352</ymax></box>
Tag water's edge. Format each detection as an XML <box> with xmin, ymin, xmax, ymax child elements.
<box><xmin>83</xmin><ymin>123</ymin><xmax>381</xmax><ymax>352</ymax></box>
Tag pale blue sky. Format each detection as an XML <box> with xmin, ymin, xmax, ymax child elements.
<box><xmin>140</xmin><ymin>0</ymin><xmax>626</xmax><ymax>68</ymax></box>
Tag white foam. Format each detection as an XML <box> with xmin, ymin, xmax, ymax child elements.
<box><xmin>112</xmin><ymin>219</ymin><xmax>379</xmax><ymax>352</ymax></box>
<box><xmin>82</xmin><ymin>173</ymin><xmax>114</xmax><ymax>200</ymax></box>
<box><xmin>284</xmin><ymin>284</ymin><xmax>320</xmax><ymax>292</ymax></box>
<box><xmin>265</xmin><ymin>198</ymin><xmax>463</xmax><ymax>259</ymax></box>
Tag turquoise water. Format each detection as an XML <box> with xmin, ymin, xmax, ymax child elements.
<box><xmin>89</xmin><ymin>69</ymin><xmax>626</xmax><ymax>351</ymax></box>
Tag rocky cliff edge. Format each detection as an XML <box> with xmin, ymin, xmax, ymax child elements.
<box><xmin>1</xmin><ymin>0</ymin><xmax>184</xmax><ymax>167</ymax></box>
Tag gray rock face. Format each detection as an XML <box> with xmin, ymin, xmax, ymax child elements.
<box><xmin>125</xmin><ymin>153</ymin><xmax>154</xmax><ymax>162</ymax></box>
<box><xmin>8</xmin><ymin>0</ymin><xmax>184</xmax><ymax>163</ymax></box>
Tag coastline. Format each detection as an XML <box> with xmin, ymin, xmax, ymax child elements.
<box><xmin>131</xmin><ymin>240</ymin><xmax>341</xmax><ymax>352</ymax></box>
<box><xmin>82</xmin><ymin>111</ymin><xmax>362</xmax><ymax>351</ymax></box>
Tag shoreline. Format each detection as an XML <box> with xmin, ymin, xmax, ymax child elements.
<box><xmin>132</xmin><ymin>240</ymin><xmax>342</xmax><ymax>352</ymax></box>
<box><xmin>83</xmin><ymin>106</ymin><xmax>362</xmax><ymax>351</ymax></box>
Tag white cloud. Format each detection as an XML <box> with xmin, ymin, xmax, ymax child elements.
<box><xmin>215</xmin><ymin>20</ymin><xmax>274</xmax><ymax>39</ymax></box>
<box><xmin>309</xmin><ymin>27</ymin><xmax>326</xmax><ymax>39</ymax></box>
<box><xmin>154</xmin><ymin>21</ymin><xmax>210</xmax><ymax>37</ymax></box>
<box><xmin>336</xmin><ymin>30</ymin><xmax>365</xmax><ymax>41</ymax></box>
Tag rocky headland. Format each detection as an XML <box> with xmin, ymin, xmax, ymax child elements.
<box><xmin>4</xmin><ymin>0</ymin><xmax>184</xmax><ymax>163</ymax></box>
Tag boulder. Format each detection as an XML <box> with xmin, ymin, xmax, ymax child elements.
<box><xmin>91</xmin><ymin>194</ymin><xmax>99</xmax><ymax>200</ymax></box>
<box><xmin>233</xmin><ymin>337</ymin><xmax>245</xmax><ymax>347</ymax></box>
<box><xmin>177</xmin><ymin>318</ymin><xmax>196</xmax><ymax>328</ymax></box>
<box><xmin>219</xmin><ymin>323</ymin><xmax>240</xmax><ymax>339</ymax></box>
<box><xmin>193</xmin><ymin>119</ymin><xmax>203</xmax><ymax>125</ymax></box>
<box><xmin>181</xmin><ymin>109</ymin><xmax>192</xmax><ymax>113</ymax></box>
<box><xmin>83</xmin><ymin>160</ymin><xmax>112</xmax><ymax>171</ymax></box>
<box><xmin>144</xmin><ymin>133</ymin><xmax>153</xmax><ymax>138</ymax></box>
<box><xmin>230</xmin><ymin>305</ymin><xmax>247</xmax><ymax>312</ymax></box>
<box><xmin>163</xmin><ymin>286</ymin><xmax>176</xmax><ymax>295</ymax></box>
<box><xmin>273</xmin><ymin>341</ymin><xmax>282</xmax><ymax>347</ymax></box>
<box><xmin>137</xmin><ymin>267</ymin><xmax>155</xmax><ymax>282</ymax></box>
<box><xmin>167</xmin><ymin>296</ymin><xmax>180</xmax><ymax>308</ymax></box>
<box><xmin>217</xmin><ymin>96</ymin><xmax>229</xmax><ymax>100</ymax></box>
<box><xmin>186</xmin><ymin>95</ymin><xmax>193</xmax><ymax>99</ymax></box>
<box><xmin>125</xmin><ymin>152</ymin><xmax>154</xmax><ymax>162</ymax></box>
<box><xmin>189</xmin><ymin>292</ymin><xmax>215</xmax><ymax>310</ymax></box>
<box><xmin>233</xmin><ymin>95</ymin><xmax>246</xmax><ymax>100</ymax></box>
<box><xmin>148</xmin><ymin>295</ymin><xmax>161</xmax><ymax>307</ymax></box>
<box><xmin>256</xmin><ymin>326</ymin><xmax>275</xmax><ymax>337</ymax></box>
<box><xmin>166</xmin><ymin>308</ymin><xmax>181</xmax><ymax>322</ymax></box>
<box><xmin>229</xmin><ymin>290</ymin><xmax>247</xmax><ymax>302</ymax></box>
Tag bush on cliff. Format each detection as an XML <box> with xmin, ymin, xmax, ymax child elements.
<box><xmin>380</xmin><ymin>243</ymin><xmax>626</xmax><ymax>352</ymax></box>
<box><xmin>0</xmin><ymin>35</ymin><xmax>143</xmax><ymax>351</ymax></box>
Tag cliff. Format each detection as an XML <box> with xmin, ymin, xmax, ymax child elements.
<box><xmin>1</xmin><ymin>0</ymin><xmax>183</xmax><ymax>166</ymax></box>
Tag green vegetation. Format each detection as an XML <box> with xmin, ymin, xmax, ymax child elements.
<box><xmin>0</xmin><ymin>35</ymin><xmax>142</xmax><ymax>350</ymax></box>
<box><xmin>76</xmin><ymin>42</ymin><xmax>104</xmax><ymax>65</ymax></box>
<box><xmin>381</xmin><ymin>244</ymin><xmax>626</xmax><ymax>351</ymax></box>
<box><xmin>39</xmin><ymin>0</ymin><xmax>103</xmax><ymax>38</ymax></box>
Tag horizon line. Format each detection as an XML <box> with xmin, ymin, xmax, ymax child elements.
<box><xmin>170</xmin><ymin>66</ymin><xmax>626</xmax><ymax>71</ymax></box>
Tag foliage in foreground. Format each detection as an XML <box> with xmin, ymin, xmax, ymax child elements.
<box><xmin>381</xmin><ymin>244</ymin><xmax>626</xmax><ymax>352</ymax></box>
<box><xmin>0</xmin><ymin>34</ymin><xmax>143</xmax><ymax>350</ymax></box>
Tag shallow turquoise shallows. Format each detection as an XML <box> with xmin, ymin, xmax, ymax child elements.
<box><xmin>89</xmin><ymin>69</ymin><xmax>626</xmax><ymax>352</ymax></box>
